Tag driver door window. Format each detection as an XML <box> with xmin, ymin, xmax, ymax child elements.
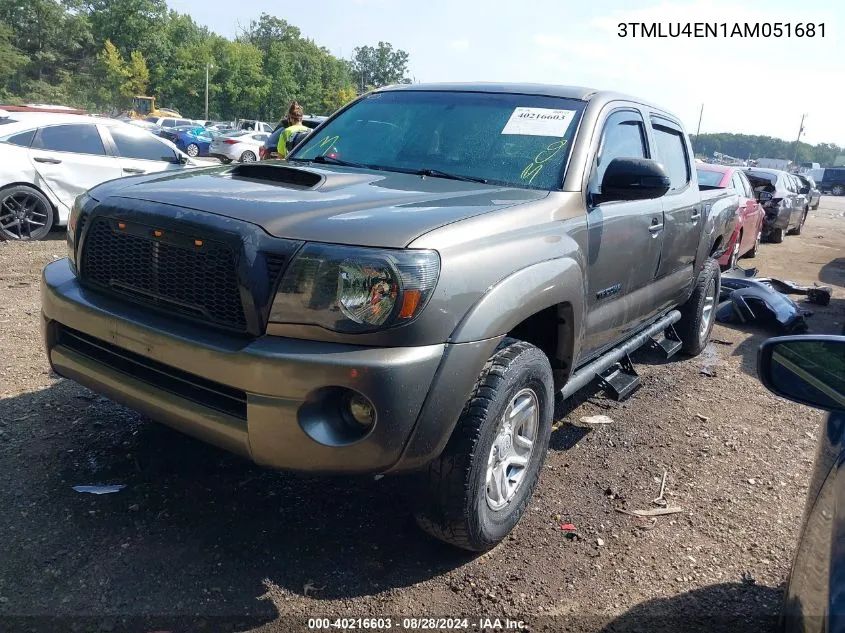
<box><xmin>592</xmin><ymin>111</ymin><xmax>648</xmax><ymax>192</ymax></box>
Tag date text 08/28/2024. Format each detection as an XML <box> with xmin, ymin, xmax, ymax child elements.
<box><xmin>307</xmin><ymin>618</ymin><xmax>527</xmax><ymax>630</ymax></box>
<box><xmin>618</xmin><ymin>22</ymin><xmax>824</xmax><ymax>37</ymax></box>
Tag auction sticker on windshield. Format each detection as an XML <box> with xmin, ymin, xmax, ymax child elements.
<box><xmin>501</xmin><ymin>108</ymin><xmax>576</xmax><ymax>137</ymax></box>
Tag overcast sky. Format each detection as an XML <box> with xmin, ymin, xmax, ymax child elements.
<box><xmin>168</xmin><ymin>0</ymin><xmax>844</xmax><ymax>146</ymax></box>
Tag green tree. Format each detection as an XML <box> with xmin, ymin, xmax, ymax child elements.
<box><xmin>350</xmin><ymin>41</ymin><xmax>410</xmax><ymax>90</ymax></box>
<box><xmin>0</xmin><ymin>21</ymin><xmax>27</xmax><ymax>99</ymax></box>
<box><xmin>125</xmin><ymin>50</ymin><xmax>150</xmax><ymax>96</ymax></box>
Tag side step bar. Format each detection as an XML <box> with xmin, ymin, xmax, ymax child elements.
<box><xmin>559</xmin><ymin>309</ymin><xmax>682</xmax><ymax>401</ymax></box>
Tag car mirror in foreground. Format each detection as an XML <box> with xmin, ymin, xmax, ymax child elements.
<box><xmin>598</xmin><ymin>157</ymin><xmax>671</xmax><ymax>203</ymax></box>
<box><xmin>758</xmin><ymin>336</ymin><xmax>845</xmax><ymax>411</ymax></box>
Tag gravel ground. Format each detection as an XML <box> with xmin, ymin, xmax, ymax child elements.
<box><xmin>1</xmin><ymin>197</ymin><xmax>844</xmax><ymax>633</ymax></box>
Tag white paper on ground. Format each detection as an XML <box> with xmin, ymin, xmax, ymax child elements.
<box><xmin>501</xmin><ymin>108</ymin><xmax>576</xmax><ymax>137</ymax></box>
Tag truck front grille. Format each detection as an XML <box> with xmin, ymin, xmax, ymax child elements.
<box><xmin>80</xmin><ymin>217</ymin><xmax>247</xmax><ymax>332</ymax></box>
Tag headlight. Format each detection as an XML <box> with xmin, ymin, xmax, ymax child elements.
<box><xmin>269</xmin><ymin>244</ymin><xmax>440</xmax><ymax>333</ymax></box>
<box><xmin>67</xmin><ymin>193</ymin><xmax>92</xmax><ymax>272</ymax></box>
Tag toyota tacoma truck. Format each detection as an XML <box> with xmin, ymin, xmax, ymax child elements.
<box><xmin>42</xmin><ymin>83</ymin><xmax>728</xmax><ymax>551</ymax></box>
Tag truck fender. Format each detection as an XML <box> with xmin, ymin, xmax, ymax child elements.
<box><xmin>449</xmin><ymin>257</ymin><xmax>586</xmax><ymax>355</ymax></box>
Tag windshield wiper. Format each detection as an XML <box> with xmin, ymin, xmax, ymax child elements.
<box><xmin>415</xmin><ymin>168</ymin><xmax>488</xmax><ymax>184</ymax></box>
<box><xmin>290</xmin><ymin>155</ymin><xmax>375</xmax><ymax>170</ymax></box>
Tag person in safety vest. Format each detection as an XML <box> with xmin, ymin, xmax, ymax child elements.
<box><xmin>279</xmin><ymin>101</ymin><xmax>310</xmax><ymax>158</ymax></box>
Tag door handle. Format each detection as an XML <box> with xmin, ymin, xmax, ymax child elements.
<box><xmin>123</xmin><ymin>167</ymin><xmax>145</xmax><ymax>174</ymax></box>
<box><xmin>33</xmin><ymin>156</ymin><xmax>62</xmax><ymax>164</ymax></box>
<box><xmin>648</xmin><ymin>220</ymin><xmax>664</xmax><ymax>233</ymax></box>
<box><xmin>690</xmin><ymin>212</ymin><xmax>701</xmax><ymax>222</ymax></box>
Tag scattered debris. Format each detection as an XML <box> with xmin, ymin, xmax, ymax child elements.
<box><xmin>741</xmin><ymin>571</ymin><xmax>757</xmax><ymax>585</ymax></box>
<box><xmin>635</xmin><ymin>518</ymin><xmax>659</xmax><ymax>531</ymax></box>
<box><xmin>695</xmin><ymin>414</ymin><xmax>710</xmax><ymax>422</ymax></box>
<box><xmin>581</xmin><ymin>415</ymin><xmax>614</xmax><ymax>425</ymax></box>
<box><xmin>710</xmin><ymin>339</ymin><xmax>733</xmax><ymax>346</ymax></box>
<box><xmin>615</xmin><ymin>506</ymin><xmax>683</xmax><ymax>518</ymax></box>
<box><xmin>373</xmin><ymin>474</ymin><xmax>384</xmax><ymax>481</ymax></box>
<box><xmin>596</xmin><ymin>538</ymin><xmax>605</xmax><ymax>547</ymax></box>
<box><xmin>765</xmin><ymin>278</ymin><xmax>832</xmax><ymax>306</ymax></box>
<box><xmin>128</xmin><ymin>504</ymin><xmax>140</xmax><ymax>512</ymax></box>
<box><xmin>72</xmin><ymin>485</ymin><xmax>126</xmax><ymax>495</ymax></box>
<box><xmin>700</xmin><ymin>368</ymin><xmax>717</xmax><ymax>377</ymax></box>
<box><xmin>747</xmin><ymin>478</ymin><xmax>756</xmax><ymax>485</ymax></box>
<box><xmin>652</xmin><ymin>470</ymin><xmax>668</xmax><ymax>507</ymax></box>
<box><xmin>303</xmin><ymin>581</ymin><xmax>325</xmax><ymax>597</ymax></box>
<box><xmin>560</xmin><ymin>523</ymin><xmax>577</xmax><ymax>532</ymax></box>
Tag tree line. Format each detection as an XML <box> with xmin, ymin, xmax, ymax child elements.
<box><xmin>691</xmin><ymin>132</ymin><xmax>843</xmax><ymax>166</ymax></box>
<box><xmin>0</xmin><ymin>0</ymin><xmax>412</xmax><ymax>122</ymax></box>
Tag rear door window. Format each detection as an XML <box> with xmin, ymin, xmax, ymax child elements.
<box><xmin>108</xmin><ymin>126</ymin><xmax>177</xmax><ymax>162</ymax></box>
<box><xmin>33</xmin><ymin>124</ymin><xmax>106</xmax><ymax>155</ymax></box>
<box><xmin>737</xmin><ymin>171</ymin><xmax>754</xmax><ymax>198</ymax></box>
<box><xmin>650</xmin><ymin>121</ymin><xmax>690</xmax><ymax>191</ymax></box>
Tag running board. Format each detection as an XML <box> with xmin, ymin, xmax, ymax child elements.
<box><xmin>559</xmin><ymin>310</ymin><xmax>682</xmax><ymax>402</ymax></box>
<box><xmin>598</xmin><ymin>354</ymin><xmax>640</xmax><ymax>401</ymax></box>
<box><xmin>650</xmin><ymin>323</ymin><xmax>683</xmax><ymax>359</ymax></box>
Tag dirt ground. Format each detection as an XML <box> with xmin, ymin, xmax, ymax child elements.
<box><xmin>1</xmin><ymin>198</ymin><xmax>844</xmax><ymax>633</ymax></box>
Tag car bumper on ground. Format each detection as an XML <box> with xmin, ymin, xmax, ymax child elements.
<box><xmin>41</xmin><ymin>259</ymin><xmax>497</xmax><ymax>473</ymax></box>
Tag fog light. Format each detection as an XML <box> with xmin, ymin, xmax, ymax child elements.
<box><xmin>347</xmin><ymin>393</ymin><xmax>375</xmax><ymax>427</ymax></box>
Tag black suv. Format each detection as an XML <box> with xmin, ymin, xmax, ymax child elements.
<box><xmin>818</xmin><ymin>167</ymin><xmax>845</xmax><ymax>196</ymax></box>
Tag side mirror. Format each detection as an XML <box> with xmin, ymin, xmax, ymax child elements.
<box><xmin>758</xmin><ymin>190</ymin><xmax>773</xmax><ymax>203</ymax></box>
<box><xmin>758</xmin><ymin>336</ymin><xmax>845</xmax><ymax>411</ymax></box>
<box><xmin>599</xmin><ymin>158</ymin><xmax>671</xmax><ymax>203</ymax></box>
<box><xmin>800</xmin><ymin>186</ymin><xmax>810</xmax><ymax>195</ymax></box>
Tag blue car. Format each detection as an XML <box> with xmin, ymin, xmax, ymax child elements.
<box><xmin>758</xmin><ymin>334</ymin><xmax>845</xmax><ymax>632</ymax></box>
<box><xmin>158</xmin><ymin>125</ymin><xmax>217</xmax><ymax>158</ymax></box>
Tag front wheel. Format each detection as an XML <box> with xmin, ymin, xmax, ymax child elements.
<box><xmin>240</xmin><ymin>150</ymin><xmax>256</xmax><ymax>163</ymax></box>
<box><xmin>675</xmin><ymin>258</ymin><xmax>720</xmax><ymax>356</ymax></box>
<box><xmin>185</xmin><ymin>143</ymin><xmax>199</xmax><ymax>157</ymax></box>
<box><xmin>769</xmin><ymin>227</ymin><xmax>784</xmax><ymax>243</ymax></box>
<box><xmin>832</xmin><ymin>185</ymin><xmax>844</xmax><ymax>196</ymax></box>
<box><xmin>0</xmin><ymin>185</ymin><xmax>54</xmax><ymax>241</ymax></box>
<box><xmin>414</xmin><ymin>338</ymin><xmax>554</xmax><ymax>551</ymax></box>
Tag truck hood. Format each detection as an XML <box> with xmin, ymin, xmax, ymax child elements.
<box><xmin>88</xmin><ymin>163</ymin><xmax>547</xmax><ymax>248</ymax></box>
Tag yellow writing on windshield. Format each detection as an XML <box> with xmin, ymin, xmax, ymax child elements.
<box><xmin>520</xmin><ymin>139</ymin><xmax>568</xmax><ymax>185</ymax></box>
<box><xmin>317</xmin><ymin>135</ymin><xmax>340</xmax><ymax>155</ymax></box>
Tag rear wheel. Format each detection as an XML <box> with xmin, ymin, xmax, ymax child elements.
<box><xmin>185</xmin><ymin>143</ymin><xmax>199</xmax><ymax>157</ymax></box>
<box><xmin>675</xmin><ymin>258</ymin><xmax>720</xmax><ymax>356</ymax></box>
<box><xmin>769</xmin><ymin>227</ymin><xmax>784</xmax><ymax>244</ymax></box>
<box><xmin>240</xmin><ymin>150</ymin><xmax>256</xmax><ymax>163</ymax></box>
<box><xmin>0</xmin><ymin>185</ymin><xmax>54</xmax><ymax>241</ymax></box>
<box><xmin>832</xmin><ymin>185</ymin><xmax>844</xmax><ymax>196</ymax></box>
<box><xmin>414</xmin><ymin>338</ymin><xmax>554</xmax><ymax>551</ymax></box>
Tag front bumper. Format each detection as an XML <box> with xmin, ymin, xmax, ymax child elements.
<box><xmin>41</xmin><ymin>259</ymin><xmax>497</xmax><ymax>473</ymax></box>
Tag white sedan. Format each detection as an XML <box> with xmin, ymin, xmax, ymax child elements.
<box><xmin>209</xmin><ymin>131</ymin><xmax>270</xmax><ymax>164</ymax></box>
<box><xmin>0</xmin><ymin>112</ymin><xmax>196</xmax><ymax>241</ymax></box>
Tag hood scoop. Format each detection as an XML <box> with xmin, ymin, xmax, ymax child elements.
<box><xmin>228</xmin><ymin>163</ymin><xmax>323</xmax><ymax>189</ymax></box>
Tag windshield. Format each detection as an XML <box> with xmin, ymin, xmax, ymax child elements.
<box><xmin>290</xmin><ymin>90</ymin><xmax>586</xmax><ymax>190</ymax></box>
<box><xmin>696</xmin><ymin>169</ymin><xmax>724</xmax><ymax>187</ymax></box>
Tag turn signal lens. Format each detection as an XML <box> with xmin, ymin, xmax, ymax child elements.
<box><xmin>398</xmin><ymin>289</ymin><xmax>422</xmax><ymax>319</ymax></box>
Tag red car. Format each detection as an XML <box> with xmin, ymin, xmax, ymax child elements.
<box><xmin>696</xmin><ymin>164</ymin><xmax>765</xmax><ymax>269</ymax></box>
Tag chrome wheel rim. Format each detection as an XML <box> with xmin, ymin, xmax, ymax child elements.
<box><xmin>0</xmin><ymin>191</ymin><xmax>49</xmax><ymax>240</ymax></box>
<box><xmin>485</xmin><ymin>388</ymin><xmax>539</xmax><ymax>511</ymax></box>
<box><xmin>186</xmin><ymin>144</ymin><xmax>199</xmax><ymax>157</ymax></box>
<box><xmin>241</xmin><ymin>151</ymin><xmax>255</xmax><ymax>162</ymax></box>
<box><xmin>700</xmin><ymin>278</ymin><xmax>717</xmax><ymax>340</ymax></box>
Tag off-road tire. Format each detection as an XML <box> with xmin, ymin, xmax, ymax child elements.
<box><xmin>769</xmin><ymin>227</ymin><xmax>784</xmax><ymax>243</ymax></box>
<box><xmin>675</xmin><ymin>258</ymin><xmax>720</xmax><ymax>356</ymax></box>
<box><xmin>414</xmin><ymin>338</ymin><xmax>554</xmax><ymax>552</ymax></box>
